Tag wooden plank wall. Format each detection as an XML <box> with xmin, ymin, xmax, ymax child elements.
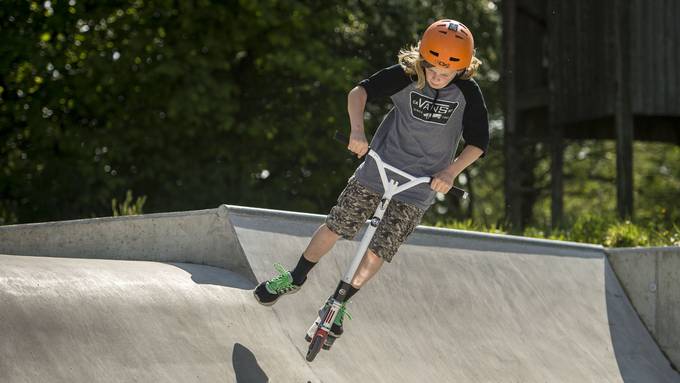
<box><xmin>549</xmin><ymin>0</ymin><xmax>680</xmax><ymax>126</ymax></box>
<box><xmin>548</xmin><ymin>0</ymin><xmax>617</xmax><ymax>126</ymax></box>
<box><xmin>515</xmin><ymin>0</ymin><xmax>547</xmax><ymax>94</ymax></box>
<box><xmin>631</xmin><ymin>0</ymin><xmax>680</xmax><ymax>116</ymax></box>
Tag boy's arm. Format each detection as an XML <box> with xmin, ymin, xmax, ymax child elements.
<box><xmin>430</xmin><ymin>145</ymin><xmax>484</xmax><ymax>194</ymax></box>
<box><xmin>347</xmin><ymin>86</ymin><xmax>369</xmax><ymax>157</ymax></box>
<box><xmin>346</xmin><ymin>64</ymin><xmax>412</xmax><ymax>158</ymax></box>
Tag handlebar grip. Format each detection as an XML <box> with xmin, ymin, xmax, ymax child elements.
<box><xmin>334</xmin><ymin>131</ymin><xmax>349</xmax><ymax>144</ymax></box>
<box><xmin>335</xmin><ymin>130</ymin><xmax>369</xmax><ymax>159</ymax></box>
<box><xmin>451</xmin><ymin>187</ymin><xmax>469</xmax><ymax>200</ymax></box>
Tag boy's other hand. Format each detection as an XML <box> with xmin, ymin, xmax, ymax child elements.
<box><xmin>348</xmin><ymin>131</ymin><xmax>369</xmax><ymax>158</ymax></box>
<box><xmin>430</xmin><ymin>169</ymin><xmax>457</xmax><ymax>194</ymax></box>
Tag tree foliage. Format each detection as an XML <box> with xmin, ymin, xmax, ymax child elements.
<box><xmin>1</xmin><ymin>1</ymin><xmax>676</xmax><ymax>244</ymax></box>
<box><xmin>1</xmin><ymin>0</ymin><xmax>500</xmax><ymax>224</ymax></box>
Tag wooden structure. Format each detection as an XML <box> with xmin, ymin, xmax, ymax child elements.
<box><xmin>503</xmin><ymin>0</ymin><xmax>680</xmax><ymax>229</ymax></box>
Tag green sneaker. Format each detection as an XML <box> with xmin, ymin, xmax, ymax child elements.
<box><xmin>253</xmin><ymin>263</ymin><xmax>303</xmax><ymax>306</ymax></box>
<box><xmin>325</xmin><ymin>299</ymin><xmax>351</xmax><ymax>350</ymax></box>
<box><xmin>305</xmin><ymin>298</ymin><xmax>352</xmax><ymax>350</ymax></box>
<box><xmin>332</xmin><ymin>301</ymin><xmax>352</xmax><ymax>328</ymax></box>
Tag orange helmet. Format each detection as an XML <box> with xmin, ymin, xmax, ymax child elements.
<box><xmin>419</xmin><ymin>19</ymin><xmax>474</xmax><ymax>71</ymax></box>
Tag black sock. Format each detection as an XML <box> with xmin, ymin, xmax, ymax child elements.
<box><xmin>345</xmin><ymin>285</ymin><xmax>359</xmax><ymax>301</ymax></box>
<box><xmin>332</xmin><ymin>281</ymin><xmax>360</xmax><ymax>303</ymax></box>
<box><xmin>290</xmin><ymin>254</ymin><xmax>317</xmax><ymax>285</ymax></box>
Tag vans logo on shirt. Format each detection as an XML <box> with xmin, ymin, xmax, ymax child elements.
<box><xmin>409</xmin><ymin>91</ymin><xmax>458</xmax><ymax>125</ymax></box>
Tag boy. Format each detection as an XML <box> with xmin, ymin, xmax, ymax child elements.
<box><xmin>254</xmin><ymin>19</ymin><xmax>489</xmax><ymax>348</ymax></box>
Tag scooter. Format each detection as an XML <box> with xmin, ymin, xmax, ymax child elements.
<box><xmin>304</xmin><ymin>132</ymin><xmax>468</xmax><ymax>362</ymax></box>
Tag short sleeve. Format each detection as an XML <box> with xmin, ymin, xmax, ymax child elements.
<box><xmin>457</xmin><ymin>79</ymin><xmax>490</xmax><ymax>156</ymax></box>
<box><xmin>357</xmin><ymin>64</ymin><xmax>413</xmax><ymax>102</ymax></box>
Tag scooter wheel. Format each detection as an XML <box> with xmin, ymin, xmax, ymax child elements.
<box><xmin>306</xmin><ymin>334</ymin><xmax>325</xmax><ymax>362</ymax></box>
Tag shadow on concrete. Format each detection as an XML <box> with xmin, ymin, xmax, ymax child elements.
<box><xmin>605</xmin><ymin>259</ymin><xmax>680</xmax><ymax>382</ymax></box>
<box><xmin>232</xmin><ymin>343</ymin><xmax>269</xmax><ymax>383</ymax></box>
<box><xmin>170</xmin><ymin>262</ymin><xmax>256</xmax><ymax>290</ymax></box>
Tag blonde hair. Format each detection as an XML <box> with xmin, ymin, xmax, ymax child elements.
<box><xmin>398</xmin><ymin>43</ymin><xmax>482</xmax><ymax>89</ymax></box>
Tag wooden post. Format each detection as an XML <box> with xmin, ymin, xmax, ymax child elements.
<box><xmin>547</xmin><ymin>0</ymin><xmax>563</xmax><ymax>230</ymax></box>
<box><xmin>503</xmin><ymin>0</ymin><xmax>522</xmax><ymax>231</ymax></box>
<box><xmin>614</xmin><ymin>0</ymin><xmax>634</xmax><ymax>219</ymax></box>
<box><xmin>551</xmin><ymin>123</ymin><xmax>564</xmax><ymax>229</ymax></box>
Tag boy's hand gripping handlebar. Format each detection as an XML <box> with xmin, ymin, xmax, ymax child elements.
<box><xmin>334</xmin><ymin>131</ymin><xmax>469</xmax><ymax>200</ymax></box>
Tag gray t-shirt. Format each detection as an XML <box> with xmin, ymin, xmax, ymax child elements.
<box><xmin>354</xmin><ymin>64</ymin><xmax>489</xmax><ymax>210</ymax></box>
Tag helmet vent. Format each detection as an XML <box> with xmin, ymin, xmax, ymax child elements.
<box><xmin>429</xmin><ymin>50</ymin><xmax>440</xmax><ymax>57</ymax></box>
<box><xmin>455</xmin><ymin>35</ymin><xmax>465</xmax><ymax>40</ymax></box>
<box><xmin>449</xmin><ymin>57</ymin><xmax>461</xmax><ymax>62</ymax></box>
<box><xmin>438</xmin><ymin>30</ymin><xmax>448</xmax><ymax>35</ymax></box>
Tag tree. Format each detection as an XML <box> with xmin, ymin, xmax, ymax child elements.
<box><xmin>1</xmin><ymin>1</ymin><xmax>501</xmax><ymax>225</ymax></box>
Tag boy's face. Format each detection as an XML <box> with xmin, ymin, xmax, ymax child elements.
<box><xmin>424</xmin><ymin>65</ymin><xmax>459</xmax><ymax>89</ymax></box>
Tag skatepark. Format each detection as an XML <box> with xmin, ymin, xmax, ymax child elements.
<box><xmin>0</xmin><ymin>204</ymin><xmax>678</xmax><ymax>382</ymax></box>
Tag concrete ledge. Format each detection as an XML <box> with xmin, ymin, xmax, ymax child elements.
<box><xmin>607</xmin><ymin>247</ymin><xmax>680</xmax><ymax>370</ymax></box>
<box><xmin>227</xmin><ymin>205</ymin><xmax>605</xmax><ymax>258</ymax></box>
<box><xmin>0</xmin><ymin>205</ymin><xmax>255</xmax><ymax>283</ymax></box>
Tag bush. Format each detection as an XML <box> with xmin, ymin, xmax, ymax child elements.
<box><xmin>570</xmin><ymin>213</ymin><xmax>612</xmax><ymax>244</ymax></box>
<box><xmin>646</xmin><ymin>224</ymin><xmax>680</xmax><ymax>247</ymax></box>
<box><xmin>604</xmin><ymin>221</ymin><xmax>651</xmax><ymax>247</ymax></box>
<box><xmin>434</xmin><ymin>219</ymin><xmax>507</xmax><ymax>235</ymax></box>
<box><xmin>522</xmin><ymin>227</ymin><xmax>568</xmax><ymax>241</ymax></box>
<box><xmin>435</xmin><ymin>216</ymin><xmax>680</xmax><ymax>248</ymax></box>
<box><xmin>111</xmin><ymin>190</ymin><xmax>147</xmax><ymax>217</ymax></box>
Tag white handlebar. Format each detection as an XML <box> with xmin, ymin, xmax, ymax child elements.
<box><xmin>367</xmin><ymin>150</ymin><xmax>432</xmax><ymax>197</ymax></box>
<box><xmin>334</xmin><ymin>131</ymin><xmax>468</xmax><ymax>199</ymax></box>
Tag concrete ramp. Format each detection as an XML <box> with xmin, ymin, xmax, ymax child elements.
<box><xmin>0</xmin><ymin>206</ymin><xmax>678</xmax><ymax>382</ymax></box>
<box><xmin>0</xmin><ymin>254</ymin><xmax>319</xmax><ymax>382</ymax></box>
<box><xmin>230</xmin><ymin>207</ymin><xmax>679</xmax><ymax>383</ymax></box>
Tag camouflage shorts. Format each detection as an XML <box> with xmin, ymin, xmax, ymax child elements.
<box><xmin>325</xmin><ymin>178</ymin><xmax>425</xmax><ymax>262</ymax></box>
